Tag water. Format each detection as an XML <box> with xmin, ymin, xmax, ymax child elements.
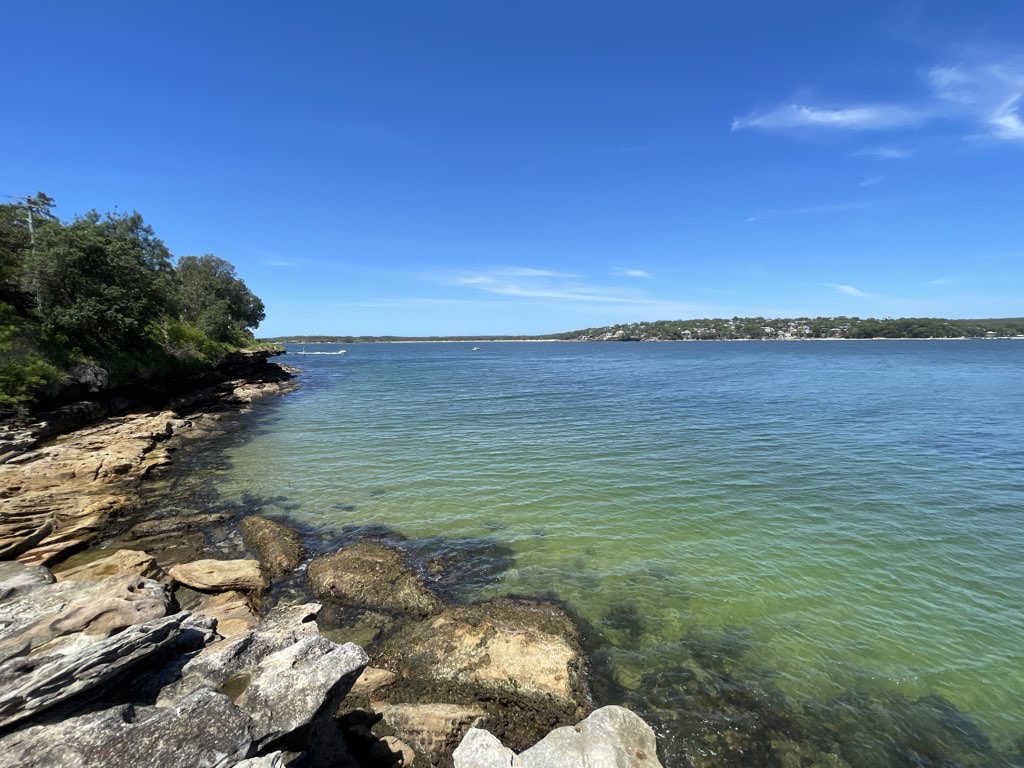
<box><xmin>202</xmin><ymin>341</ymin><xmax>1024</xmax><ymax>765</ymax></box>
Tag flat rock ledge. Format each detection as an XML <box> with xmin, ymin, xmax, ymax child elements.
<box><xmin>0</xmin><ymin>354</ymin><xmax>295</xmax><ymax>567</ymax></box>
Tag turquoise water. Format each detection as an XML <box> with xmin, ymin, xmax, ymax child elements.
<box><xmin>214</xmin><ymin>341</ymin><xmax>1022</xmax><ymax>765</ymax></box>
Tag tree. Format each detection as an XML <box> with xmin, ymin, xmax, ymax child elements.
<box><xmin>176</xmin><ymin>254</ymin><xmax>265</xmax><ymax>343</ymax></box>
<box><xmin>24</xmin><ymin>210</ymin><xmax>177</xmax><ymax>356</ymax></box>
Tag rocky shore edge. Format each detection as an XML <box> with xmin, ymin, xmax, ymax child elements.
<box><xmin>0</xmin><ymin>353</ymin><xmax>664</xmax><ymax>767</ymax></box>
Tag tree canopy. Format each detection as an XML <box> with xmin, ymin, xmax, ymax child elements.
<box><xmin>0</xmin><ymin>194</ymin><xmax>267</xmax><ymax>412</ymax></box>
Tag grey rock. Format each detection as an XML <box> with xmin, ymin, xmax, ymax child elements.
<box><xmin>240</xmin><ymin>516</ymin><xmax>306</xmax><ymax>577</ymax></box>
<box><xmin>0</xmin><ymin>611</ymin><xmax>211</xmax><ymax>729</ymax></box>
<box><xmin>515</xmin><ymin>705</ymin><xmax>662</xmax><ymax>768</ymax></box>
<box><xmin>0</xmin><ymin>686</ymin><xmax>254</xmax><ymax>768</ymax></box>
<box><xmin>453</xmin><ymin>707</ymin><xmax>662</xmax><ymax>768</ymax></box>
<box><xmin>236</xmin><ymin>635</ymin><xmax>368</xmax><ymax>748</ymax></box>
<box><xmin>453</xmin><ymin>727</ymin><xmax>515</xmax><ymax>768</ymax></box>
<box><xmin>157</xmin><ymin>603</ymin><xmax>323</xmax><ymax>706</ymax></box>
<box><xmin>231</xmin><ymin>753</ymin><xmax>286</xmax><ymax>768</ymax></box>
<box><xmin>0</xmin><ymin>560</ymin><xmax>55</xmax><ymax>602</ymax></box>
<box><xmin>159</xmin><ymin>602</ymin><xmax>367</xmax><ymax>751</ymax></box>
<box><xmin>0</xmin><ymin>574</ymin><xmax>169</xmax><ymax>664</ymax></box>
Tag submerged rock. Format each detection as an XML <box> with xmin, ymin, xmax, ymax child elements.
<box><xmin>308</xmin><ymin>541</ymin><xmax>441</xmax><ymax>618</ymax></box>
<box><xmin>240</xmin><ymin>515</ymin><xmax>306</xmax><ymax>577</ymax></box>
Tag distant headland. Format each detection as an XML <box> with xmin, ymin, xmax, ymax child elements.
<box><xmin>264</xmin><ymin>315</ymin><xmax>1024</xmax><ymax>344</ymax></box>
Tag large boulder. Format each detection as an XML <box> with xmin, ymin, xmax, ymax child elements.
<box><xmin>453</xmin><ymin>706</ymin><xmax>664</xmax><ymax>768</ymax></box>
<box><xmin>0</xmin><ymin>686</ymin><xmax>254</xmax><ymax>768</ymax></box>
<box><xmin>378</xmin><ymin>598</ymin><xmax>590</xmax><ymax>710</ymax></box>
<box><xmin>239</xmin><ymin>516</ymin><xmax>306</xmax><ymax>577</ymax></box>
<box><xmin>307</xmin><ymin>541</ymin><xmax>441</xmax><ymax>618</ymax></box>
<box><xmin>169</xmin><ymin>559</ymin><xmax>268</xmax><ymax>593</ymax></box>
<box><xmin>193</xmin><ymin>590</ymin><xmax>260</xmax><ymax>638</ymax></box>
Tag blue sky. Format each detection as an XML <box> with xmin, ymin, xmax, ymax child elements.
<box><xmin>4</xmin><ymin>1</ymin><xmax>1023</xmax><ymax>336</ymax></box>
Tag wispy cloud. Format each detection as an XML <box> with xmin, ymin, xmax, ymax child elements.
<box><xmin>748</xmin><ymin>200</ymin><xmax>885</xmax><ymax>221</ymax></box>
<box><xmin>614</xmin><ymin>268</ymin><xmax>651</xmax><ymax>278</ymax></box>
<box><xmin>928</xmin><ymin>60</ymin><xmax>1024</xmax><ymax>142</ymax></box>
<box><xmin>927</xmin><ymin>277</ymin><xmax>954</xmax><ymax>285</ymax></box>
<box><xmin>825</xmin><ymin>283</ymin><xmax>878</xmax><ymax>299</ymax></box>
<box><xmin>732</xmin><ymin>104</ymin><xmax>923</xmax><ymax>132</ymax></box>
<box><xmin>498</xmin><ymin>267</ymin><xmax>578</xmax><ymax>278</ymax></box>
<box><xmin>858</xmin><ymin>175</ymin><xmax>885</xmax><ymax>187</ymax></box>
<box><xmin>265</xmin><ymin>259</ymin><xmax>296</xmax><ymax>268</ymax></box>
<box><xmin>853</xmin><ymin>146</ymin><xmax>914</xmax><ymax>159</ymax></box>
<box><xmin>735</xmin><ymin>52</ymin><xmax>1024</xmax><ymax>145</ymax></box>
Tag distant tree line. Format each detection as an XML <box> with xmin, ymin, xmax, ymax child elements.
<box><xmin>556</xmin><ymin>316</ymin><xmax>1024</xmax><ymax>342</ymax></box>
<box><xmin>1</xmin><ymin>193</ymin><xmax>265</xmax><ymax>412</ymax></box>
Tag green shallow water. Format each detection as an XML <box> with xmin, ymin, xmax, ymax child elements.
<box><xmin>198</xmin><ymin>341</ymin><xmax>1023</xmax><ymax>765</ymax></box>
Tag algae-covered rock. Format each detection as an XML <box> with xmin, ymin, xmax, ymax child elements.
<box><xmin>307</xmin><ymin>541</ymin><xmax>441</xmax><ymax>618</ymax></box>
<box><xmin>240</xmin><ymin>516</ymin><xmax>306</xmax><ymax>577</ymax></box>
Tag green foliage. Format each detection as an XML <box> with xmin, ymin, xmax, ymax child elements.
<box><xmin>0</xmin><ymin>194</ymin><xmax>268</xmax><ymax>411</ymax></box>
<box><xmin>177</xmin><ymin>254</ymin><xmax>265</xmax><ymax>344</ymax></box>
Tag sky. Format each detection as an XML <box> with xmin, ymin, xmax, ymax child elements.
<box><xmin>4</xmin><ymin>1</ymin><xmax>1023</xmax><ymax>336</ymax></box>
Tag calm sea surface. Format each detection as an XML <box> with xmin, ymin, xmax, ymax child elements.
<box><xmin>195</xmin><ymin>340</ymin><xmax>1023</xmax><ymax>765</ymax></box>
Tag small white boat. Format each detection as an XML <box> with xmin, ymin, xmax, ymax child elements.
<box><xmin>472</xmin><ymin>346</ymin><xmax>480</xmax><ymax>351</ymax></box>
<box><xmin>296</xmin><ymin>349</ymin><xmax>346</xmax><ymax>356</ymax></box>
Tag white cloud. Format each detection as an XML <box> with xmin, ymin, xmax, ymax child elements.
<box><xmin>926</xmin><ymin>59</ymin><xmax>1024</xmax><ymax>142</ymax></box>
<box><xmin>825</xmin><ymin>283</ymin><xmax>876</xmax><ymax>298</ymax></box>
<box><xmin>853</xmin><ymin>146</ymin><xmax>914</xmax><ymax>159</ymax></box>
<box><xmin>265</xmin><ymin>259</ymin><xmax>296</xmax><ymax>267</ymax></box>
<box><xmin>615</xmin><ymin>268</ymin><xmax>651</xmax><ymax>278</ymax></box>
<box><xmin>749</xmin><ymin>200</ymin><xmax>884</xmax><ymax>221</ymax></box>
<box><xmin>858</xmin><ymin>175</ymin><xmax>885</xmax><ymax>187</ymax></box>
<box><xmin>732</xmin><ymin>104</ymin><xmax>923</xmax><ymax>132</ymax></box>
<box><xmin>927</xmin><ymin>277</ymin><xmax>953</xmax><ymax>285</ymax></box>
<box><xmin>498</xmin><ymin>267</ymin><xmax>578</xmax><ymax>278</ymax></box>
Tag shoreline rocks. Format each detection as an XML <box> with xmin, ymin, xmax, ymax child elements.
<box><xmin>0</xmin><ymin>359</ymin><xmax>668</xmax><ymax>767</ymax></box>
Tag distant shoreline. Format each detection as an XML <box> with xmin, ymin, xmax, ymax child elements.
<box><xmin>268</xmin><ymin>336</ymin><xmax>1024</xmax><ymax>344</ymax></box>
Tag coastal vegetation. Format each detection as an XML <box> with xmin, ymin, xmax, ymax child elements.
<box><xmin>265</xmin><ymin>315</ymin><xmax>1024</xmax><ymax>345</ymax></box>
<box><xmin>0</xmin><ymin>193</ymin><xmax>266</xmax><ymax>413</ymax></box>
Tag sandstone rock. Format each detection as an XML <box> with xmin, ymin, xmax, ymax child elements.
<box><xmin>0</xmin><ymin>686</ymin><xmax>254</xmax><ymax>768</ymax></box>
<box><xmin>369</xmin><ymin>735</ymin><xmax>417</xmax><ymax>767</ymax></box>
<box><xmin>453</xmin><ymin>728</ymin><xmax>515</xmax><ymax>768</ymax></box>
<box><xmin>240</xmin><ymin>515</ymin><xmax>306</xmax><ymax>577</ymax></box>
<box><xmin>0</xmin><ymin>611</ymin><xmax>214</xmax><ymax>729</ymax></box>
<box><xmin>128</xmin><ymin>511</ymin><xmax>233</xmax><ymax>537</ymax></box>
<box><xmin>54</xmin><ymin>549</ymin><xmax>166</xmax><ymax>582</ymax></box>
<box><xmin>349</xmin><ymin>666</ymin><xmax>398</xmax><ymax>701</ymax></box>
<box><xmin>376</xmin><ymin>703</ymin><xmax>486</xmax><ymax>765</ymax></box>
<box><xmin>0</xmin><ymin>574</ymin><xmax>170</xmax><ymax>664</ymax></box>
<box><xmin>194</xmin><ymin>590</ymin><xmax>259</xmax><ymax>637</ymax></box>
<box><xmin>169</xmin><ymin>559</ymin><xmax>269</xmax><ymax>593</ymax></box>
<box><xmin>515</xmin><ymin>706</ymin><xmax>663</xmax><ymax>768</ymax></box>
<box><xmin>1</xmin><ymin>411</ymin><xmax>192</xmax><ymax>565</ymax></box>
<box><xmin>379</xmin><ymin>598</ymin><xmax>590</xmax><ymax>708</ymax></box>
<box><xmin>307</xmin><ymin>541</ymin><xmax>441</xmax><ymax>618</ymax></box>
